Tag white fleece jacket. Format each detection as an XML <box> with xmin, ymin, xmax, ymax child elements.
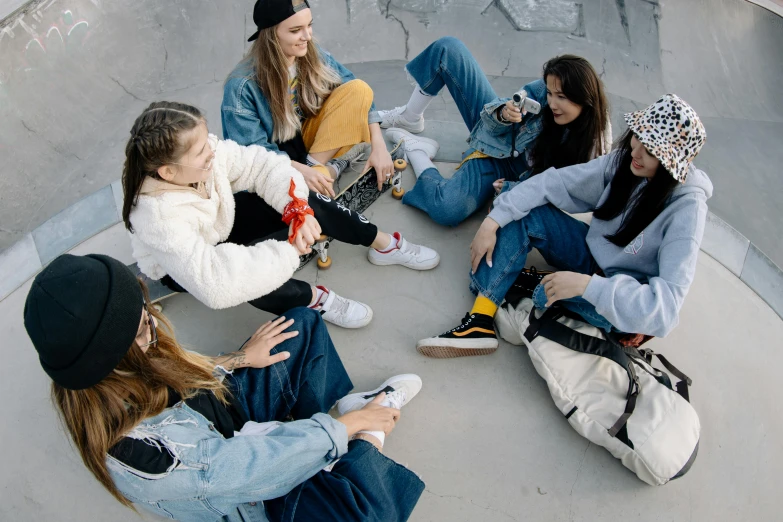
<box><xmin>128</xmin><ymin>135</ymin><xmax>309</xmax><ymax>309</ymax></box>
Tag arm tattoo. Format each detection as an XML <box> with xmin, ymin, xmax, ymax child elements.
<box><xmin>213</xmin><ymin>350</ymin><xmax>248</xmax><ymax>372</ymax></box>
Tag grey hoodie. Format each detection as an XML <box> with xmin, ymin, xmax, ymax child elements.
<box><xmin>489</xmin><ymin>152</ymin><xmax>713</xmax><ymax>337</ymax></box>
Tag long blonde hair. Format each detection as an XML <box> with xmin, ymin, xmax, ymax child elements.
<box><xmin>250</xmin><ymin>16</ymin><xmax>341</xmax><ymax>142</ymax></box>
<box><xmin>52</xmin><ymin>280</ymin><xmax>228</xmax><ymax>508</ymax></box>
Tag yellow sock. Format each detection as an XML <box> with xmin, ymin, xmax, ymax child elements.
<box><xmin>470</xmin><ymin>296</ymin><xmax>498</xmax><ymax>317</ymax></box>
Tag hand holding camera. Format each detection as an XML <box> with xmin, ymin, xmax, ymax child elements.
<box><xmin>499</xmin><ymin>89</ymin><xmax>541</xmax><ymax>124</ymax></box>
<box><xmin>512</xmin><ymin>89</ymin><xmax>541</xmax><ymax>114</ymax></box>
<box><xmin>500</xmin><ymin>101</ymin><xmax>524</xmax><ymax>123</ymax></box>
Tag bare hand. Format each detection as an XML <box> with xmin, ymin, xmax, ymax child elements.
<box><xmin>493</xmin><ymin>178</ymin><xmax>505</xmax><ymax>195</ymax></box>
<box><xmin>214</xmin><ymin>317</ymin><xmax>298</xmax><ymax>370</ymax></box>
<box><xmin>337</xmin><ymin>393</ymin><xmax>400</xmax><ymax>437</ymax></box>
<box><xmin>541</xmin><ymin>272</ymin><xmax>592</xmax><ymax>307</ymax></box>
<box><xmin>471</xmin><ymin>218</ymin><xmax>500</xmax><ymax>274</ymax></box>
<box><xmin>300</xmin><ymin>164</ymin><xmax>336</xmax><ymax>198</ymax></box>
<box><xmin>289</xmin><ymin>214</ymin><xmax>322</xmax><ymax>255</ymax></box>
<box><xmin>500</xmin><ymin>100</ymin><xmax>525</xmax><ymax>123</ymax></box>
<box><xmin>366</xmin><ymin>144</ymin><xmax>394</xmax><ymax>191</ymax></box>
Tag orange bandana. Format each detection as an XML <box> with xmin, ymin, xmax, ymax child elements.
<box><xmin>281</xmin><ymin>180</ymin><xmax>314</xmax><ymax>243</ymax></box>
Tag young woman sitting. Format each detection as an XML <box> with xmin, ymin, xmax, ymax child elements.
<box><xmin>379</xmin><ymin>36</ymin><xmax>612</xmax><ymax>227</ymax></box>
<box><xmin>222</xmin><ymin>0</ymin><xmax>396</xmax><ymax>197</ymax></box>
<box><xmin>416</xmin><ymin>94</ymin><xmax>711</xmax><ymax>357</ymax></box>
<box><xmin>122</xmin><ymin>102</ymin><xmax>439</xmax><ymax>330</ymax></box>
<box><xmin>23</xmin><ymin>253</ymin><xmax>425</xmax><ymax>521</ymax></box>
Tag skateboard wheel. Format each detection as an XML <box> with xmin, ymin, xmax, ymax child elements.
<box><xmin>392</xmin><ymin>186</ymin><xmax>405</xmax><ymax>200</ymax></box>
<box><xmin>394</xmin><ymin>158</ymin><xmax>407</xmax><ymax>171</ymax></box>
<box><xmin>317</xmin><ymin>256</ymin><xmax>332</xmax><ymax>270</ymax></box>
<box><xmin>152</xmin><ymin>303</ymin><xmax>164</xmax><ymax>313</ymax></box>
<box><xmin>317</xmin><ymin>234</ymin><xmax>328</xmax><ymax>242</ymax></box>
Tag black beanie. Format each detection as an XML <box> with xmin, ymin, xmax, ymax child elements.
<box><xmin>24</xmin><ymin>254</ymin><xmax>144</xmax><ymax>390</ymax></box>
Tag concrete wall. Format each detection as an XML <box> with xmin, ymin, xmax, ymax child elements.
<box><xmin>2</xmin><ymin>0</ymin><xmax>783</xmax><ymax>266</ymax></box>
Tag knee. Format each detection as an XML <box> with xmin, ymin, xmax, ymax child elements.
<box><xmin>432</xmin><ymin>36</ymin><xmax>470</xmax><ymax>60</ymax></box>
<box><xmin>429</xmin><ymin>203</ymin><xmax>472</xmax><ymax>227</ymax></box>
<box><xmin>339</xmin><ymin>79</ymin><xmax>374</xmax><ymax>105</ymax></box>
<box><xmin>284</xmin><ymin>306</ymin><xmax>322</xmax><ymax>330</ymax></box>
<box><xmin>278</xmin><ymin>307</ymin><xmax>329</xmax><ymax>357</ymax></box>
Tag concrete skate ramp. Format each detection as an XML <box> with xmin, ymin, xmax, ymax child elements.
<box><xmin>2</xmin><ymin>0</ymin><xmax>783</xmax><ymax>267</ymax></box>
<box><xmin>2</xmin><ymin>1</ymin><xmax>783</xmax><ymax>521</ymax></box>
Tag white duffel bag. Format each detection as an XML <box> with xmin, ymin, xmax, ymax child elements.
<box><xmin>496</xmin><ymin>298</ymin><xmax>699</xmax><ymax>486</ymax></box>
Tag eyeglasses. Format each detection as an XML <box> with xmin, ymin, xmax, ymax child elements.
<box><xmin>137</xmin><ymin>302</ymin><xmax>158</xmax><ymax>350</ymax></box>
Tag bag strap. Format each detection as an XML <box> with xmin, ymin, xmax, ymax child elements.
<box><xmin>524</xmin><ymin>307</ymin><xmax>640</xmax><ymax>438</ymax></box>
<box><xmin>608</xmin><ymin>363</ymin><xmax>640</xmax><ymax>437</ymax></box>
<box><xmin>653</xmin><ymin>353</ymin><xmax>692</xmax><ymax>402</ymax></box>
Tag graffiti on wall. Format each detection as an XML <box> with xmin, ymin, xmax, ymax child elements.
<box><xmin>0</xmin><ymin>0</ymin><xmax>95</xmax><ymax>86</ymax></box>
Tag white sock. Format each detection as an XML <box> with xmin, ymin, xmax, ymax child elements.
<box><xmin>375</xmin><ymin>233</ymin><xmax>398</xmax><ymax>253</ymax></box>
<box><xmin>407</xmin><ymin>149</ymin><xmax>436</xmax><ymax>178</ymax></box>
<box><xmin>306</xmin><ymin>154</ymin><xmax>324</xmax><ymax>167</ymax></box>
<box><xmin>357</xmin><ymin>430</ymin><xmax>385</xmax><ymax>446</ymax></box>
<box><xmin>308</xmin><ymin>286</ymin><xmax>328</xmax><ymax>309</ymax></box>
<box><xmin>402</xmin><ymin>86</ymin><xmax>433</xmax><ymax>121</ymax></box>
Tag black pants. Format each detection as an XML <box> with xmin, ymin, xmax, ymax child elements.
<box><xmin>162</xmin><ymin>192</ymin><xmax>378</xmax><ymax>314</ymax></box>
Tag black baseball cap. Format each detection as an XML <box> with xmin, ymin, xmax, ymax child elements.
<box><xmin>248</xmin><ymin>0</ymin><xmax>311</xmax><ymax>42</ymax></box>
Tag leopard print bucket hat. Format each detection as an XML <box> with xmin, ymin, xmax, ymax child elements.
<box><xmin>624</xmin><ymin>94</ymin><xmax>706</xmax><ymax>183</ymax></box>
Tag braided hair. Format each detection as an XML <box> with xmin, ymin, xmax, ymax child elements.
<box><xmin>121</xmin><ymin>101</ymin><xmax>205</xmax><ymax>232</ymax></box>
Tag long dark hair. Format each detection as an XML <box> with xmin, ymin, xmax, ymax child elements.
<box><xmin>593</xmin><ymin>129</ymin><xmax>680</xmax><ymax>247</ymax></box>
<box><xmin>529</xmin><ymin>55</ymin><xmax>609</xmax><ymax>175</ymax></box>
<box><xmin>121</xmin><ymin>101</ymin><xmax>205</xmax><ymax>232</ymax></box>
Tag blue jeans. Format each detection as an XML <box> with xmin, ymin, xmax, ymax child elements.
<box><xmin>401</xmin><ymin>37</ymin><xmax>529</xmax><ymax>226</ymax></box>
<box><xmin>227</xmin><ymin>308</ymin><xmax>424</xmax><ymax>521</ymax></box>
<box><xmin>469</xmin><ymin>205</ymin><xmax>616</xmax><ymax>333</ymax></box>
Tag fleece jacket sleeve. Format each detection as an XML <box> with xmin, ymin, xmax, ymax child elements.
<box><xmin>217</xmin><ymin>138</ymin><xmax>309</xmax><ymax>213</ymax></box>
<box><xmin>488</xmin><ymin>153</ymin><xmax>616</xmax><ymax>227</ymax></box>
<box><xmin>133</xmin><ymin>201</ymin><xmax>301</xmax><ymax>310</ymax></box>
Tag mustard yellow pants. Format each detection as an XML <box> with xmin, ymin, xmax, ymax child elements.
<box><xmin>302</xmin><ymin>79</ymin><xmax>374</xmax><ymax>158</ymax></box>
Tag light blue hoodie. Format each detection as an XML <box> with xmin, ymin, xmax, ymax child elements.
<box><xmin>488</xmin><ymin>152</ymin><xmax>713</xmax><ymax>337</ymax></box>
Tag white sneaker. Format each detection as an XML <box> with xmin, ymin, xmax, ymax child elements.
<box><xmin>336</xmin><ymin>374</ymin><xmax>423</xmax><ymax>415</ymax></box>
<box><xmin>368</xmin><ymin>232</ymin><xmax>440</xmax><ymax>270</ymax></box>
<box><xmin>319</xmin><ymin>289</ymin><xmax>373</xmax><ymax>329</ymax></box>
<box><xmin>384</xmin><ymin>128</ymin><xmax>439</xmax><ymax>159</ymax></box>
<box><xmin>378</xmin><ymin>105</ymin><xmax>425</xmax><ymax>133</ymax></box>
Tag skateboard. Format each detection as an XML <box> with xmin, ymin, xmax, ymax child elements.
<box><xmin>135</xmin><ymin>140</ymin><xmax>409</xmax><ymax>311</ymax></box>
<box><xmin>298</xmin><ymin>139</ymin><xmax>407</xmax><ymax>270</ymax></box>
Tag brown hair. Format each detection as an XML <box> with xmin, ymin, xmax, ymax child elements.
<box><xmin>529</xmin><ymin>55</ymin><xmax>610</xmax><ymax>175</ymax></box>
<box><xmin>51</xmin><ymin>279</ymin><xmax>228</xmax><ymax>508</ymax></box>
<box><xmin>248</xmin><ymin>7</ymin><xmax>341</xmax><ymax>143</ymax></box>
<box><xmin>121</xmin><ymin>101</ymin><xmax>205</xmax><ymax>232</ymax></box>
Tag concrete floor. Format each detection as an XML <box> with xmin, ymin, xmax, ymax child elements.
<box><xmin>2</xmin><ymin>0</ymin><xmax>783</xmax><ymax>520</ymax></box>
<box><xmin>2</xmin><ymin>163</ymin><xmax>783</xmax><ymax>521</ymax></box>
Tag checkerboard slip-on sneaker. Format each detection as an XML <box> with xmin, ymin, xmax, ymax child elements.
<box><xmin>336</xmin><ymin>374</ymin><xmax>423</xmax><ymax>415</ymax></box>
<box><xmin>416</xmin><ymin>313</ymin><xmax>498</xmax><ymax>358</ymax></box>
<box><xmin>378</xmin><ymin>105</ymin><xmax>425</xmax><ymax>133</ymax></box>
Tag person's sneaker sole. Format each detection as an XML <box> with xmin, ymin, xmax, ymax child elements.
<box><xmin>416</xmin><ymin>337</ymin><xmax>498</xmax><ymax>358</ymax></box>
<box><xmin>336</xmin><ymin>374</ymin><xmax>423</xmax><ymax>414</ymax></box>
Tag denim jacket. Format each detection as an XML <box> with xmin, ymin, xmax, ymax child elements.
<box><xmin>106</xmin><ymin>400</ymin><xmax>348</xmax><ymax>521</ymax></box>
<box><xmin>221</xmin><ymin>49</ymin><xmax>381</xmax><ymax>154</ymax></box>
<box><xmin>467</xmin><ymin>78</ymin><xmax>548</xmax><ymax>160</ymax></box>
